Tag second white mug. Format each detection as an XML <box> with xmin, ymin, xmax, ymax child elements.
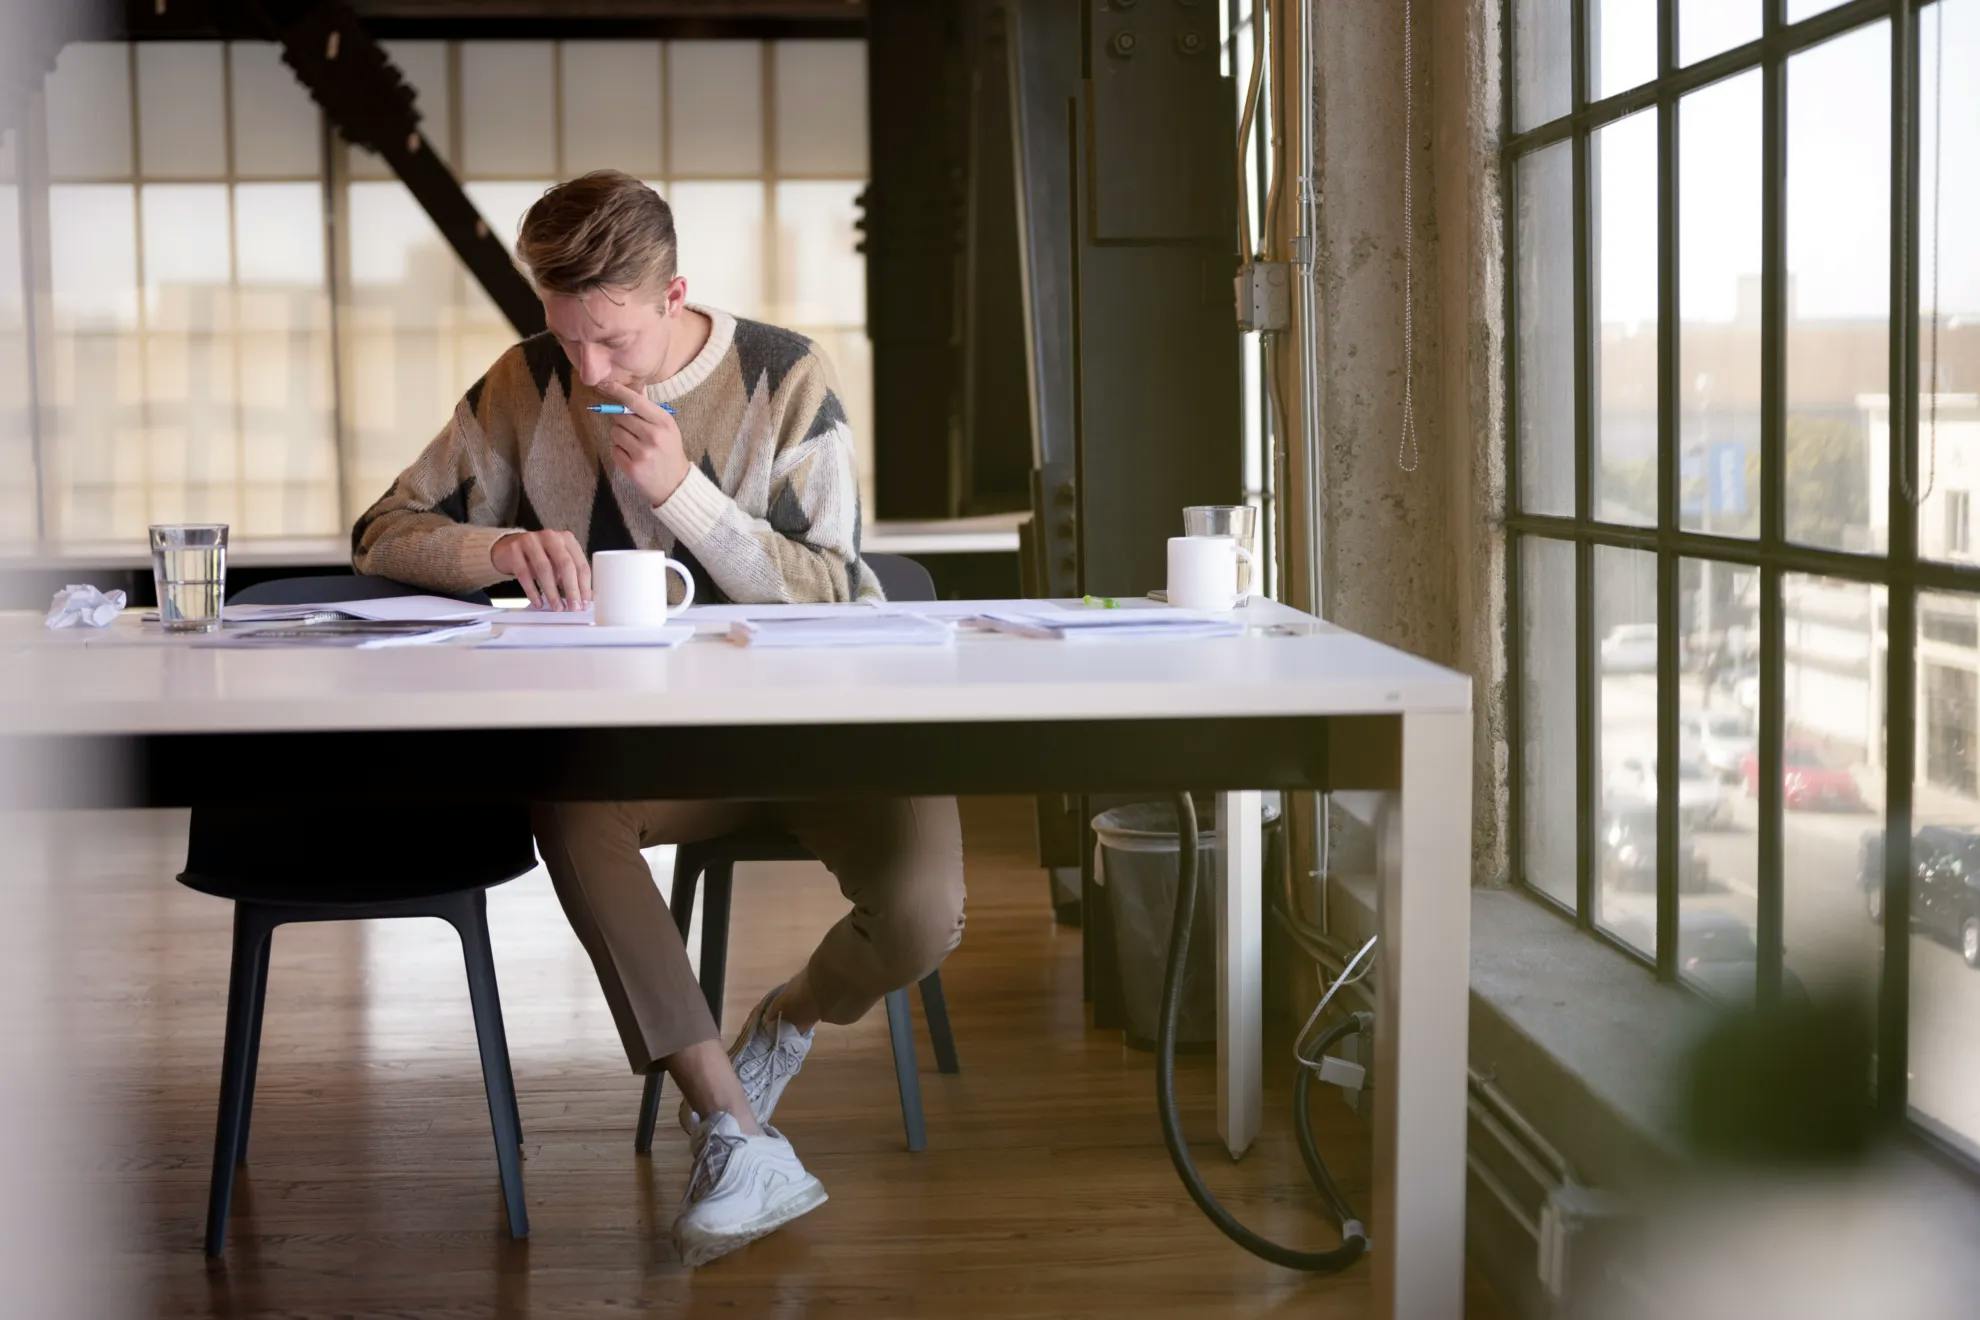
<box><xmin>592</xmin><ymin>549</ymin><xmax>697</xmax><ymax>626</ymax></box>
<box><xmin>1166</xmin><ymin>535</ymin><xmax>1242</xmax><ymax>611</ymax></box>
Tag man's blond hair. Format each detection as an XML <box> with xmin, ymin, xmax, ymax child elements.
<box><xmin>517</xmin><ymin>170</ymin><xmax>678</xmax><ymax>298</ymax></box>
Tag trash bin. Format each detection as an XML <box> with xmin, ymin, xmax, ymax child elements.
<box><xmin>1093</xmin><ymin>795</ymin><xmax>1282</xmax><ymax>1050</ymax></box>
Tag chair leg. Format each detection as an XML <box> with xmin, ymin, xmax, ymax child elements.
<box><xmin>918</xmin><ymin>971</ymin><xmax>960</xmax><ymax>1075</ymax></box>
<box><xmin>670</xmin><ymin>852</ymin><xmax>702</xmax><ymax>944</ymax></box>
<box><xmin>451</xmin><ymin>891</ymin><xmax>529</xmax><ymax>1240</ymax></box>
<box><xmin>636</xmin><ymin>854</ymin><xmax>705</xmax><ymax>1155</ymax></box>
<box><xmin>235</xmin><ymin>924</ymin><xmax>275</xmax><ymax>1165</ymax></box>
<box><xmin>699</xmin><ymin>864</ymin><xmax>734</xmax><ymax>1028</ymax></box>
<box><xmin>885</xmin><ymin>988</ymin><xmax>927</xmax><ymax>1153</ymax></box>
<box><xmin>204</xmin><ymin>905</ymin><xmax>274</xmax><ymax>1256</ymax></box>
<box><xmin>634</xmin><ymin>1071</ymin><xmax>663</xmax><ymax>1155</ymax></box>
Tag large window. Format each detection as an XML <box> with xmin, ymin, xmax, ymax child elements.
<box><xmin>11</xmin><ymin>36</ymin><xmax>870</xmax><ymax>546</ymax></box>
<box><xmin>1506</xmin><ymin>0</ymin><xmax>1980</xmax><ymax>1163</ymax></box>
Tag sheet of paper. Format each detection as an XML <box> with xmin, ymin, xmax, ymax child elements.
<box><xmin>483</xmin><ymin>604</ymin><xmax>596</xmax><ymax>625</ymax></box>
<box><xmin>195</xmin><ymin>620</ymin><xmax>494</xmax><ymax>648</ymax></box>
<box><xmin>478</xmin><ymin>624</ymin><xmax>691</xmax><ymax>649</ymax></box>
<box><xmin>727</xmin><ymin>614</ymin><xmax>955</xmax><ymax>647</ymax></box>
<box><xmin>971</xmin><ymin>607</ymin><xmax>1242</xmax><ymax>640</ymax></box>
<box><xmin>333</xmin><ymin>595</ymin><xmax>501</xmax><ymax>623</ymax></box>
<box><xmin>219</xmin><ymin>603</ymin><xmax>349</xmax><ymax>623</ymax></box>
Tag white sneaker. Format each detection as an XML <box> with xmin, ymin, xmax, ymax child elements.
<box><xmin>680</xmin><ymin>983</ymin><xmax>814</xmax><ymax>1133</ymax></box>
<box><xmin>672</xmin><ymin>1111</ymin><xmax>828</xmax><ymax>1267</ymax></box>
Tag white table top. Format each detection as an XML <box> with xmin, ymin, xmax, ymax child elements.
<box><xmin>1</xmin><ymin>599</ymin><xmax>1470</xmax><ymax>737</ymax></box>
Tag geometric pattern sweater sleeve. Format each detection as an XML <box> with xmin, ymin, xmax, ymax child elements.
<box><xmin>351</xmin><ymin>305</ymin><xmax>881</xmax><ymax>604</ymax></box>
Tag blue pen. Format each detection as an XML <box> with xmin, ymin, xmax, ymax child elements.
<box><xmin>588</xmin><ymin>402</ymin><xmax>675</xmax><ymax>416</ymax></box>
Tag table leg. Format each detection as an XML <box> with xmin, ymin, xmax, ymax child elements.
<box><xmin>1372</xmin><ymin>710</ymin><xmax>1471</xmax><ymax>1319</ymax></box>
<box><xmin>1215</xmin><ymin>789</ymin><xmax>1264</xmax><ymax>1159</ymax></box>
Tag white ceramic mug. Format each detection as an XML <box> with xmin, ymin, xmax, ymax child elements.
<box><xmin>1167</xmin><ymin>535</ymin><xmax>1243</xmax><ymax>611</ymax></box>
<box><xmin>592</xmin><ymin>549</ymin><xmax>696</xmax><ymax>626</ymax></box>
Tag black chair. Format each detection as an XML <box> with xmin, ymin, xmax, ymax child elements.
<box><xmin>181</xmin><ymin>574</ymin><xmax>535</xmax><ymax>1255</ymax></box>
<box><xmin>633</xmin><ymin>553</ymin><xmax>962</xmax><ymax>1155</ymax></box>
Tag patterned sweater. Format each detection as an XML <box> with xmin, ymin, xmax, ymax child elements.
<box><xmin>351</xmin><ymin>306</ymin><xmax>878</xmax><ymax>604</ymax></box>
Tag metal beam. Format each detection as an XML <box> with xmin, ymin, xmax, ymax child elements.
<box><xmin>256</xmin><ymin>0</ymin><xmax>545</xmax><ymax>337</ymax></box>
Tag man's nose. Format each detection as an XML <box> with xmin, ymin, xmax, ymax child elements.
<box><xmin>577</xmin><ymin>347</ymin><xmax>611</xmax><ymax>387</ymax></box>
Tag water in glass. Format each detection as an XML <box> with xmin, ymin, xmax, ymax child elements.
<box><xmin>150</xmin><ymin>525</ymin><xmax>228</xmax><ymax>633</ymax></box>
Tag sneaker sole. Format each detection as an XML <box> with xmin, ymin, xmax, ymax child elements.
<box><xmin>674</xmin><ymin>1176</ymin><xmax>829</xmax><ymax>1268</ymax></box>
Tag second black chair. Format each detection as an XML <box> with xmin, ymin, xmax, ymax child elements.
<box><xmin>633</xmin><ymin>553</ymin><xmax>962</xmax><ymax>1155</ymax></box>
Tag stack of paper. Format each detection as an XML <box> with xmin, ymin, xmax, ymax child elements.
<box><xmin>728</xmin><ymin>613</ymin><xmax>955</xmax><ymax>647</ymax></box>
<box><xmin>479</xmin><ymin>624</ymin><xmax>690</xmax><ymax>649</ymax></box>
<box><xmin>215</xmin><ymin>594</ymin><xmax>500</xmax><ymax>626</ymax></box>
<box><xmin>198</xmin><ymin>619</ymin><xmax>494</xmax><ymax>649</ymax></box>
<box><xmin>334</xmin><ymin>595</ymin><xmax>502</xmax><ymax>623</ymax></box>
<box><xmin>972</xmin><ymin>605</ymin><xmax>1243</xmax><ymax>641</ymax></box>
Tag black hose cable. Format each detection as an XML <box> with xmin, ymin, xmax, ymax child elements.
<box><xmin>1294</xmin><ymin>1015</ymin><xmax>1371</xmax><ymax>1227</ymax></box>
<box><xmin>1154</xmin><ymin>792</ymin><xmax>1370</xmax><ymax>1272</ymax></box>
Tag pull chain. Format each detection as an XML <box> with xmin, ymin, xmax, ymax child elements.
<box><xmin>1398</xmin><ymin>0</ymin><xmax>1421</xmax><ymax>474</ymax></box>
<box><xmin>1902</xmin><ymin>0</ymin><xmax>1944</xmax><ymax>507</ymax></box>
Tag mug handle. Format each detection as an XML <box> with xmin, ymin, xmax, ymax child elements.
<box><xmin>1230</xmin><ymin>541</ymin><xmax>1254</xmax><ymax>607</ymax></box>
<box><xmin>664</xmin><ymin>557</ymin><xmax>696</xmax><ymax>612</ymax></box>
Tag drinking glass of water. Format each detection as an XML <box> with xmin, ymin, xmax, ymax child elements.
<box><xmin>150</xmin><ymin>524</ymin><xmax>228</xmax><ymax>633</ymax></box>
<box><xmin>1182</xmin><ymin>505</ymin><xmax>1259</xmax><ymax>605</ymax></box>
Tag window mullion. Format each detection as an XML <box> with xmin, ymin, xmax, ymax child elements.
<box><xmin>1572</xmin><ymin>0</ymin><xmax>1595</xmax><ymax>925</ymax></box>
<box><xmin>1756</xmin><ymin>0</ymin><xmax>1787</xmax><ymax>1006</ymax></box>
<box><xmin>1654</xmin><ymin>0</ymin><xmax>1679</xmax><ymax>981</ymax></box>
<box><xmin>1877</xmin><ymin>0</ymin><xmax>1920</xmax><ymax>1121</ymax></box>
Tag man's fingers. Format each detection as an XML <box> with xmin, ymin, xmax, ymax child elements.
<box><xmin>596</xmin><ymin>379</ymin><xmax>663</xmax><ymax>423</ymax></box>
<box><xmin>548</xmin><ymin>540</ymin><xmax>584</xmax><ymax>609</ymax></box>
<box><xmin>520</xmin><ymin>537</ymin><xmax>561</xmax><ymax>610</ymax></box>
<box><xmin>566</xmin><ymin>533</ymin><xmax>594</xmax><ymax>601</ymax></box>
<box><xmin>610</xmin><ymin>417</ymin><xmax>653</xmax><ymax>449</ymax></box>
<box><xmin>511</xmin><ymin>560</ymin><xmax>540</xmax><ymax>609</ymax></box>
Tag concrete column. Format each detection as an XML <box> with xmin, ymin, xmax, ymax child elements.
<box><xmin>1291</xmin><ymin>0</ymin><xmax>1509</xmax><ymax>887</ymax></box>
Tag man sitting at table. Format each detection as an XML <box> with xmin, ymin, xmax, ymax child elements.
<box><xmin>350</xmin><ymin>170</ymin><xmax>966</xmax><ymax>1267</ymax></box>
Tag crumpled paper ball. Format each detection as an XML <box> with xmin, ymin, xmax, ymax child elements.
<box><xmin>45</xmin><ymin>583</ymin><xmax>128</xmax><ymax>629</ymax></box>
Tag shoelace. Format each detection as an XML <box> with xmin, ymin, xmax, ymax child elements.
<box><xmin>686</xmin><ymin>1127</ymin><xmax>747</xmax><ymax>1205</ymax></box>
<box><xmin>736</xmin><ymin>1023</ymin><xmax>808</xmax><ymax>1099</ymax></box>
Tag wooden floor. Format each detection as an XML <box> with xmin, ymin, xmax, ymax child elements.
<box><xmin>3</xmin><ymin>798</ymin><xmax>1505</xmax><ymax>1318</ymax></box>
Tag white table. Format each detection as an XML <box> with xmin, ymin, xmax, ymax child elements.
<box><xmin>0</xmin><ymin>599</ymin><xmax>1471</xmax><ymax>1318</ymax></box>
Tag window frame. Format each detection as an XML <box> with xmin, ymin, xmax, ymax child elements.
<box><xmin>1503</xmin><ymin>0</ymin><xmax>1965</xmax><ymax>1143</ymax></box>
<box><xmin>13</xmin><ymin>33</ymin><xmax>873</xmax><ymax>543</ymax></box>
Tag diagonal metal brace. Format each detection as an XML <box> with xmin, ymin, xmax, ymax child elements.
<box><xmin>255</xmin><ymin>0</ymin><xmax>545</xmax><ymax>337</ymax></box>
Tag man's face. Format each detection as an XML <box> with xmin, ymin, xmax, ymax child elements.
<box><xmin>541</xmin><ymin>277</ymin><xmax>687</xmax><ymax>391</ymax></box>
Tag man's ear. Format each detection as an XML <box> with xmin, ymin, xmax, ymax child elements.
<box><xmin>662</xmin><ymin>275</ymin><xmax>689</xmax><ymax>316</ymax></box>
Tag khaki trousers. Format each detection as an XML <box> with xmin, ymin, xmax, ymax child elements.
<box><xmin>531</xmin><ymin>797</ymin><xmax>965</xmax><ymax>1073</ymax></box>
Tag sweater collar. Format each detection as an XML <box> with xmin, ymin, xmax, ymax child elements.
<box><xmin>645</xmin><ymin>304</ymin><xmax>734</xmax><ymax>405</ymax></box>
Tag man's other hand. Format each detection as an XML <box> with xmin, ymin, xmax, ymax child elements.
<box><xmin>595</xmin><ymin>380</ymin><xmax>691</xmax><ymax>507</ymax></box>
<box><xmin>491</xmin><ymin>529</ymin><xmax>591</xmax><ymax>611</ymax></box>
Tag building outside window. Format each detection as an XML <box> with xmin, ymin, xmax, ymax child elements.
<box><xmin>1506</xmin><ymin>0</ymin><xmax>1980</xmax><ymax>1165</ymax></box>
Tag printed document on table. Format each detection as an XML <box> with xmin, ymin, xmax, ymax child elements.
<box><xmin>333</xmin><ymin>595</ymin><xmax>501</xmax><ymax>623</ymax></box>
<box><xmin>727</xmin><ymin>614</ymin><xmax>955</xmax><ymax>647</ymax></box>
<box><xmin>971</xmin><ymin>606</ymin><xmax>1242</xmax><ymax>640</ymax></box>
<box><xmin>478</xmin><ymin>624</ymin><xmax>690</xmax><ymax>649</ymax></box>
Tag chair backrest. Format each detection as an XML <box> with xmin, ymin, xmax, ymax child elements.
<box><xmin>230</xmin><ymin>574</ymin><xmax>491</xmax><ymax>607</ymax></box>
<box><xmin>865</xmin><ymin>553</ymin><xmax>935</xmax><ymax>603</ymax></box>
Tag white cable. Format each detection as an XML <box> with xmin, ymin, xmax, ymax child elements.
<box><xmin>1295</xmin><ymin>933</ymin><xmax>1377</xmax><ymax>1072</ymax></box>
<box><xmin>1235</xmin><ymin>3</ymin><xmax>1268</xmax><ymax>262</ymax></box>
<box><xmin>1397</xmin><ymin>0</ymin><xmax>1420</xmax><ymax>474</ymax></box>
<box><xmin>1898</xmin><ymin>1</ymin><xmax>1945</xmax><ymax>508</ymax></box>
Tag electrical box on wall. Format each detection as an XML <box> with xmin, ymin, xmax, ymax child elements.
<box><xmin>1235</xmin><ymin>259</ymin><xmax>1292</xmax><ymax>333</ymax></box>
